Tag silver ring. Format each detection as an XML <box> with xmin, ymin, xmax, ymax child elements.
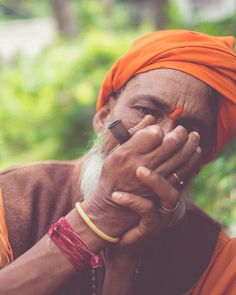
<box><xmin>160</xmin><ymin>201</ymin><xmax>179</xmax><ymax>213</ymax></box>
<box><xmin>173</xmin><ymin>173</ymin><xmax>184</xmax><ymax>185</ymax></box>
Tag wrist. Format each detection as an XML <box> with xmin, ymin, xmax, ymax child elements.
<box><xmin>66</xmin><ymin>209</ymin><xmax>108</xmax><ymax>253</ymax></box>
<box><xmin>107</xmin><ymin>248</ymin><xmax>140</xmax><ymax>269</ymax></box>
<box><xmin>103</xmin><ymin>248</ymin><xmax>139</xmax><ymax>295</ymax></box>
<box><xmin>81</xmin><ymin>185</ymin><xmax>125</xmax><ymax>238</ymax></box>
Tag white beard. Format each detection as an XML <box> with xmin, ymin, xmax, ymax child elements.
<box><xmin>80</xmin><ymin>136</ymin><xmax>106</xmax><ymax>200</ymax></box>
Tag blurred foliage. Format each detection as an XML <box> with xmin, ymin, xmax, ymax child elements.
<box><xmin>166</xmin><ymin>0</ymin><xmax>236</xmax><ymax>36</ymax></box>
<box><xmin>0</xmin><ymin>0</ymin><xmax>51</xmax><ymax>19</ymax></box>
<box><xmin>0</xmin><ymin>0</ymin><xmax>235</xmax><ymax>229</ymax></box>
<box><xmin>190</xmin><ymin>142</ymin><xmax>236</xmax><ymax>229</ymax></box>
<box><xmin>0</xmin><ymin>30</ymin><xmax>135</xmax><ymax>167</ymax></box>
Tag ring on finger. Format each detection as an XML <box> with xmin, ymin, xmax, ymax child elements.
<box><xmin>173</xmin><ymin>172</ymin><xmax>184</xmax><ymax>185</ymax></box>
<box><xmin>159</xmin><ymin>201</ymin><xmax>179</xmax><ymax>213</ymax></box>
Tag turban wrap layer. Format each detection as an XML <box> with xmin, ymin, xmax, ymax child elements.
<box><xmin>97</xmin><ymin>30</ymin><xmax>236</xmax><ymax>163</ymax></box>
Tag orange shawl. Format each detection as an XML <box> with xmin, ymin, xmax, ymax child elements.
<box><xmin>185</xmin><ymin>231</ymin><xmax>236</xmax><ymax>295</ymax></box>
<box><xmin>0</xmin><ymin>189</ymin><xmax>13</xmax><ymax>268</ymax></box>
<box><xmin>97</xmin><ymin>30</ymin><xmax>236</xmax><ymax>162</ymax></box>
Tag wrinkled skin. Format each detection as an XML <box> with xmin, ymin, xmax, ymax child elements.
<box><xmin>82</xmin><ymin>68</ymin><xmax>217</xmax><ymax>243</ymax></box>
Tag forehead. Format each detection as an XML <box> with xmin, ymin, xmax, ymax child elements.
<box><xmin>117</xmin><ymin>69</ymin><xmax>215</xmax><ymax>125</ymax></box>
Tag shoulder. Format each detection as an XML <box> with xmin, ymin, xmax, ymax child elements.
<box><xmin>192</xmin><ymin>232</ymin><xmax>236</xmax><ymax>295</ymax></box>
<box><xmin>0</xmin><ymin>160</ymin><xmax>82</xmax><ymax>257</ymax></box>
<box><xmin>213</xmin><ymin>233</ymin><xmax>236</xmax><ymax>268</ymax></box>
<box><xmin>0</xmin><ymin>160</ymin><xmax>76</xmax><ymax>182</ymax></box>
<box><xmin>0</xmin><ymin>160</ymin><xmax>78</xmax><ymax>202</ymax></box>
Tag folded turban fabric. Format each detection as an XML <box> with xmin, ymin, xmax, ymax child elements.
<box><xmin>97</xmin><ymin>30</ymin><xmax>236</xmax><ymax>162</ymax></box>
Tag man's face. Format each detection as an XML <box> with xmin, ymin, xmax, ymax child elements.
<box><xmin>103</xmin><ymin>68</ymin><xmax>217</xmax><ymax>155</ymax></box>
<box><xmin>81</xmin><ymin>69</ymin><xmax>217</xmax><ymax>200</ymax></box>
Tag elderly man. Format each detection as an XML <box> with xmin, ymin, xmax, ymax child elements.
<box><xmin>0</xmin><ymin>30</ymin><xmax>236</xmax><ymax>295</ymax></box>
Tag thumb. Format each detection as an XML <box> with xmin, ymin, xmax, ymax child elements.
<box><xmin>112</xmin><ymin>192</ymin><xmax>155</xmax><ymax>216</ymax></box>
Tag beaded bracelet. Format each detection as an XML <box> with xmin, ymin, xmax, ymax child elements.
<box><xmin>48</xmin><ymin>217</ymin><xmax>103</xmax><ymax>271</ymax></box>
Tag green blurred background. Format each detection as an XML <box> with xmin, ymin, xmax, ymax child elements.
<box><xmin>0</xmin><ymin>0</ymin><xmax>235</xmax><ymax>232</ymax></box>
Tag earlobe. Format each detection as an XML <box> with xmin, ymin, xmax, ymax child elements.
<box><xmin>93</xmin><ymin>105</ymin><xmax>110</xmax><ymax>133</ymax></box>
<box><xmin>93</xmin><ymin>95</ymin><xmax>117</xmax><ymax>133</ymax></box>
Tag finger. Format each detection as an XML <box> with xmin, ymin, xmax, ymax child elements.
<box><xmin>118</xmin><ymin>226</ymin><xmax>146</xmax><ymax>247</ymax></box>
<box><xmin>129</xmin><ymin>115</ymin><xmax>155</xmax><ymax>135</ymax></box>
<box><xmin>112</xmin><ymin>191</ymin><xmax>158</xmax><ymax>246</ymax></box>
<box><xmin>124</xmin><ymin>124</ymin><xmax>164</xmax><ymax>154</ymax></box>
<box><xmin>136</xmin><ymin>166</ymin><xmax>179</xmax><ymax>209</ymax></box>
<box><xmin>168</xmin><ymin>146</ymin><xmax>202</xmax><ymax>188</ymax></box>
<box><xmin>156</xmin><ymin>131</ymin><xmax>200</xmax><ymax>178</ymax></box>
<box><xmin>111</xmin><ymin>191</ymin><xmax>156</xmax><ymax>216</ymax></box>
<box><xmin>108</xmin><ymin>115</ymin><xmax>155</xmax><ymax>151</ymax></box>
<box><xmin>146</xmin><ymin>125</ymin><xmax>189</xmax><ymax>168</ymax></box>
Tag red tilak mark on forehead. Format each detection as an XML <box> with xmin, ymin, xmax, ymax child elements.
<box><xmin>170</xmin><ymin>106</ymin><xmax>183</xmax><ymax>121</ymax></box>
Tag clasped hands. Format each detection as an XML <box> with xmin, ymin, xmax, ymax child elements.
<box><xmin>82</xmin><ymin>114</ymin><xmax>201</xmax><ymax>250</ymax></box>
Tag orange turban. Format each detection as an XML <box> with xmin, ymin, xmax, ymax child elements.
<box><xmin>97</xmin><ymin>30</ymin><xmax>236</xmax><ymax>162</ymax></box>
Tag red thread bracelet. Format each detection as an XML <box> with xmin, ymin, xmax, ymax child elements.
<box><xmin>48</xmin><ymin>217</ymin><xmax>103</xmax><ymax>271</ymax></box>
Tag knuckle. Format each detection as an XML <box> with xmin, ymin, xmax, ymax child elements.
<box><xmin>177</xmin><ymin>125</ymin><xmax>189</xmax><ymax>137</ymax></box>
<box><xmin>147</xmin><ymin>125</ymin><xmax>163</xmax><ymax>140</ymax></box>
<box><xmin>164</xmin><ymin>136</ymin><xmax>181</xmax><ymax>149</ymax></box>
<box><xmin>124</xmin><ymin>195</ymin><xmax>133</xmax><ymax>205</ymax></box>
<box><xmin>144</xmin><ymin>171</ymin><xmax>162</xmax><ymax>189</ymax></box>
<box><xmin>179</xmin><ymin>147</ymin><xmax>192</xmax><ymax>160</ymax></box>
<box><xmin>143</xmin><ymin>201</ymin><xmax>154</xmax><ymax>213</ymax></box>
<box><xmin>113</xmin><ymin>147</ymin><xmax>131</xmax><ymax>164</ymax></box>
<box><xmin>169</xmin><ymin>189</ymin><xmax>179</xmax><ymax>201</ymax></box>
<box><xmin>134</xmin><ymin>127</ymin><xmax>146</xmax><ymax>138</ymax></box>
<box><xmin>135</xmin><ymin>125</ymin><xmax>163</xmax><ymax>139</ymax></box>
<box><xmin>174</xmin><ymin>127</ymin><xmax>189</xmax><ymax>141</ymax></box>
<box><xmin>150</xmin><ymin>171</ymin><xmax>163</xmax><ymax>183</ymax></box>
<box><xmin>148</xmin><ymin>124</ymin><xmax>163</xmax><ymax>135</ymax></box>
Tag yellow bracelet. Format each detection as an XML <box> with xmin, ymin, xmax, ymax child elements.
<box><xmin>75</xmin><ymin>202</ymin><xmax>120</xmax><ymax>243</ymax></box>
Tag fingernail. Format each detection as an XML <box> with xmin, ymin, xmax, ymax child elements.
<box><xmin>145</xmin><ymin>114</ymin><xmax>155</xmax><ymax>121</ymax></box>
<box><xmin>148</xmin><ymin>125</ymin><xmax>159</xmax><ymax>135</ymax></box>
<box><xmin>137</xmin><ymin>166</ymin><xmax>151</xmax><ymax>176</ymax></box>
<box><xmin>176</xmin><ymin>125</ymin><xmax>187</xmax><ymax>132</ymax></box>
<box><xmin>196</xmin><ymin>146</ymin><xmax>201</xmax><ymax>154</ymax></box>
<box><xmin>112</xmin><ymin>192</ymin><xmax>123</xmax><ymax>200</ymax></box>
<box><xmin>192</xmin><ymin>131</ymin><xmax>200</xmax><ymax>140</ymax></box>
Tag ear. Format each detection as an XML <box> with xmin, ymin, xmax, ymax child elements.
<box><xmin>93</xmin><ymin>95</ymin><xmax>117</xmax><ymax>133</ymax></box>
<box><xmin>93</xmin><ymin>103</ymin><xmax>110</xmax><ymax>134</ymax></box>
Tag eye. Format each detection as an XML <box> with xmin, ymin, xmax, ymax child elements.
<box><xmin>135</xmin><ymin>106</ymin><xmax>164</xmax><ymax>120</ymax></box>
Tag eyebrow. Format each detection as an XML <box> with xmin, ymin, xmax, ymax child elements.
<box><xmin>129</xmin><ymin>94</ymin><xmax>210</xmax><ymax>132</ymax></box>
<box><xmin>130</xmin><ymin>94</ymin><xmax>172</xmax><ymax>113</ymax></box>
